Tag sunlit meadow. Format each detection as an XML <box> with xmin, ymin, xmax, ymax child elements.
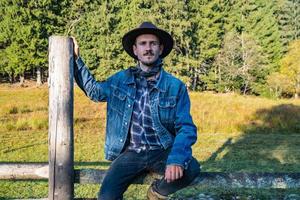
<box><xmin>0</xmin><ymin>84</ymin><xmax>299</xmax><ymax>199</ymax></box>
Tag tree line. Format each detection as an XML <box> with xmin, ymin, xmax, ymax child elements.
<box><xmin>0</xmin><ymin>0</ymin><xmax>299</xmax><ymax>98</ymax></box>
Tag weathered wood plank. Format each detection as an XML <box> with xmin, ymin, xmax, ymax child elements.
<box><xmin>191</xmin><ymin>172</ymin><xmax>300</xmax><ymax>189</ymax></box>
<box><xmin>48</xmin><ymin>36</ymin><xmax>74</xmax><ymax>200</ymax></box>
<box><xmin>74</xmin><ymin>169</ymin><xmax>163</xmax><ymax>184</ymax></box>
<box><xmin>1</xmin><ymin>164</ymin><xmax>300</xmax><ymax>189</ymax></box>
<box><xmin>76</xmin><ymin>169</ymin><xmax>300</xmax><ymax>189</ymax></box>
<box><xmin>0</xmin><ymin>163</ymin><xmax>48</xmax><ymax>180</ymax></box>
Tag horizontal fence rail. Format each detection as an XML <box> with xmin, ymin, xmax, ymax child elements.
<box><xmin>0</xmin><ymin>163</ymin><xmax>48</xmax><ymax>180</ymax></box>
<box><xmin>1</xmin><ymin>163</ymin><xmax>300</xmax><ymax>189</ymax></box>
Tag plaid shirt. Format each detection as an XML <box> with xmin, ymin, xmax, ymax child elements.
<box><xmin>128</xmin><ymin>75</ymin><xmax>163</xmax><ymax>152</ymax></box>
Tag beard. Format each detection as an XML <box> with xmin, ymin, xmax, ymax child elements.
<box><xmin>139</xmin><ymin>51</ymin><xmax>158</xmax><ymax>66</ymax></box>
<box><xmin>140</xmin><ymin>59</ymin><xmax>156</xmax><ymax>66</ymax></box>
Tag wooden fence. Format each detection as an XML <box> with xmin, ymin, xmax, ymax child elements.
<box><xmin>0</xmin><ymin>36</ymin><xmax>299</xmax><ymax>199</ymax></box>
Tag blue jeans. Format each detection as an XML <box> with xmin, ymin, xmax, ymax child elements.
<box><xmin>98</xmin><ymin>148</ymin><xmax>200</xmax><ymax>200</ymax></box>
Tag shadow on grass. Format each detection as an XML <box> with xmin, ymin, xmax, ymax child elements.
<box><xmin>176</xmin><ymin>104</ymin><xmax>300</xmax><ymax>199</ymax></box>
<box><xmin>2</xmin><ymin>142</ymin><xmax>47</xmax><ymax>153</ymax></box>
<box><xmin>75</xmin><ymin>161</ymin><xmax>111</xmax><ymax>168</ymax></box>
<box><xmin>203</xmin><ymin>103</ymin><xmax>300</xmax><ymax>172</ymax></box>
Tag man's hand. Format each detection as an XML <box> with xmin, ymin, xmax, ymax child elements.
<box><xmin>164</xmin><ymin>165</ymin><xmax>183</xmax><ymax>183</ymax></box>
<box><xmin>71</xmin><ymin>36</ymin><xmax>80</xmax><ymax>59</ymax></box>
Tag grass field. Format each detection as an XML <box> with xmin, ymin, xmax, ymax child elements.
<box><xmin>0</xmin><ymin>84</ymin><xmax>300</xmax><ymax>199</ymax></box>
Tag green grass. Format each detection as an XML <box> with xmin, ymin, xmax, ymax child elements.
<box><xmin>0</xmin><ymin>85</ymin><xmax>300</xmax><ymax>199</ymax></box>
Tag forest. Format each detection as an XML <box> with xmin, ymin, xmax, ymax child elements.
<box><xmin>0</xmin><ymin>0</ymin><xmax>299</xmax><ymax>98</ymax></box>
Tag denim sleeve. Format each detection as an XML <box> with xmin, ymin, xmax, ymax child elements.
<box><xmin>74</xmin><ymin>57</ymin><xmax>109</xmax><ymax>102</ymax></box>
<box><xmin>166</xmin><ymin>86</ymin><xmax>197</xmax><ymax>169</ymax></box>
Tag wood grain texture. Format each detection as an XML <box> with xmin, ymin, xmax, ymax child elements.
<box><xmin>48</xmin><ymin>36</ymin><xmax>74</xmax><ymax>200</ymax></box>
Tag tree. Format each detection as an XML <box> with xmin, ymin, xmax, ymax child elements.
<box><xmin>188</xmin><ymin>0</ymin><xmax>225</xmax><ymax>90</ymax></box>
<box><xmin>211</xmin><ymin>31</ymin><xmax>266</xmax><ymax>94</ymax></box>
<box><xmin>70</xmin><ymin>0</ymin><xmax>123</xmax><ymax>81</ymax></box>
<box><xmin>0</xmin><ymin>0</ymin><xmax>68</xmax><ymax>84</ymax></box>
<box><xmin>276</xmin><ymin>0</ymin><xmax>300</xmax><ymax>52</ymax></box>
<box><xmin>279</xmin><ymin>40</ymin><xmax>300</xmax><ymax>98</ymax></box>
<box><xmin>212</xmin><ymin>0</ymin><xmax>283</xmax><ymax>95</ymax></box>
<box><xmin>267</xmin><ymin>72</ymin><xmax>292</xmax><ymax>98</ymax></box>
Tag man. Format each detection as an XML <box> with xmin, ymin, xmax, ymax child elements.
<box><xmin>72</xmin><ymin>22</ymin><xmax>200</xmax><ymax>200</ymax></box>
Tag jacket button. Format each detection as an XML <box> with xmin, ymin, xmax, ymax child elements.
<box><xmin>120</xmin><ymin>139</ymin><xmax>123</xmax><ymax>142</ymax></box>
<box><xmin>125</xmin><ymin>122</ymin><xmax>128</xmax><ymax>125</ymax></box>
<box><xmin>128</xmin><ymin>104</ymin><xmax>131</xmax><ymax>107</ymax></box>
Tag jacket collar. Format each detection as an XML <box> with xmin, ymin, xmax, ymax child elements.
<box><xmin>124</xmin><ymin>67</ymin><xmax>167</xmax><ymax>93</ymax></box>
<box><xmin>124</xmin><ymin>72</ymin><xmax>135</xmax><ymax>85</ymax></box>
<box><xmin>153</xmin><ymin>68</ymin><xmax>167</xmax><ymax>92</ymax></box>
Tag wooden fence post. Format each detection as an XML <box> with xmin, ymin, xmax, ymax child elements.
<box><xmin>48</xmin><ymin>36</ymin><xmax>74</xmax><ymax>200</ymax></box>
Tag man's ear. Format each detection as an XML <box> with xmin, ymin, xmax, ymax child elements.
<box><xmin>159</xmin><ymin>44</ymin><xmax>164</xmax><ymax>55</ymax></box>
<box><xmin>133</xmin><ymin>44</ymin><xmax>138</xmax><ymax>56</ymax></box>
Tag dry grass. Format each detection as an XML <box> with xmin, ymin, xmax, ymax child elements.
<box><xmin>0</xmin><ymin>85</ymin><xmax>300</xmax><ymax>199</ymax></box>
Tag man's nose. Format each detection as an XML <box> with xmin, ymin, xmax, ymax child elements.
<box><xmin>145</xmin><ymin>43</ymin><xmax>152</xmax><ymax>50</ymax></box>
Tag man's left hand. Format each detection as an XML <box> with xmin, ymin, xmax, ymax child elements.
<box><xmin>164</xmin><ymin>165</ymin><xmax>183</xmax><ymax>183</ymax></box>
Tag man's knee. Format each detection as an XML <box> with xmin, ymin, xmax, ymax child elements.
<box><xmin>98</xmin><ymin>177</ymin><xmax>124</xmax><ymax>200</ymax></box>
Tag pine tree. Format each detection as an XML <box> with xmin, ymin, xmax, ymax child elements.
<box><xmin>0</xmin><ymin>0</ymin><xmax>31</xmax><ymax>83</ymax></box>
<box><xmin>69</xmin><ymin>0</ymin><xmax>125</xmax><ymax>81</ymax></box>
<box><xmin>0</xmin><ymin>0</ymin><xmax>68</xmax><ymax>84</ymax></box>
<box><xmin>276</xmin><ymin>0</ymin><xmax>300</xmax><ymax>51</ymax></box>
<box><xmin>189</xmin><ymin>0</ymin><xmax>225</xmax><ymax>90</ymax></box>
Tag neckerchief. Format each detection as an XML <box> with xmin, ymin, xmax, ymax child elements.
<box><xmin>130</xmin><ymin>58</ymin><xmax>162</xmax><ymax>78</ymax></box>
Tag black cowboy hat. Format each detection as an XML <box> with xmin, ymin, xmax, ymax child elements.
<box><xmin>122</xmin><ymin>22</ymin><xmax>174</xmax><ymax>60</ymax></box>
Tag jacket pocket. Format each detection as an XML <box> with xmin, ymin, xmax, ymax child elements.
<box><xmin>110</xmin><ymin>87</ymin><xmax>127</xmax><ymax>115</ymax></box>
<box><xmin>158</xmin><ymin>97</ymin><xmax>177</xmax><ymax>124</ymax></box>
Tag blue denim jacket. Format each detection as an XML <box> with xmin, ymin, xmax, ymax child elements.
<box><xmin>74</xmin><ymin>57</ymin><xmax>197</xmax><ymax>168</ymax></box>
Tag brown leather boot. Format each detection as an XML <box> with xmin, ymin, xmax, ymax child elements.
<box><xmin>147</xmin><ymin>186</ymin><xmax>168</xmax><ymax>200</ymax></box>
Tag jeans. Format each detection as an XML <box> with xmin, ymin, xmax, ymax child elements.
<box><xmin>98</xmin><ymin>148</ymin><xmax>200</xmax><ymax>200</ymax></box>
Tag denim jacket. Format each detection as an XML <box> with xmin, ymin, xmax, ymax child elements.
<box><xmin>74</xmin><ymin>57</ymin><xmax>197</xmax><ymax>168</ymax></box>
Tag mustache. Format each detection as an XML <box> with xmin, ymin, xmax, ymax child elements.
<box><xmin>143</xmin><ymin>50</ymin><xmax>154</xmax><ymax>56</ymax></box>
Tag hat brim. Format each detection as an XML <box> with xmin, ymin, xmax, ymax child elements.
<box><xmin>122</xmin><ymin>28</ymin><xmax>174</xmax><ymax>60</ymax></box>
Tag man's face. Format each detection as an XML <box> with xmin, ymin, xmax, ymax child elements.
<box><xmin>133</xmin><ymin>34</ymin><xmax>163</xmax><ymax>66</ymax></box>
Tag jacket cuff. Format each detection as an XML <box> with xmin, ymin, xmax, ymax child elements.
<box><xmin>166</xmin><ymin>163</ymin><xmax>184</xmax><ymax>169</ymax></box>
<box><xmin>166</xmin><ymin>155</ymin><xmax>190</xmax><ymax>170</ymax></box>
